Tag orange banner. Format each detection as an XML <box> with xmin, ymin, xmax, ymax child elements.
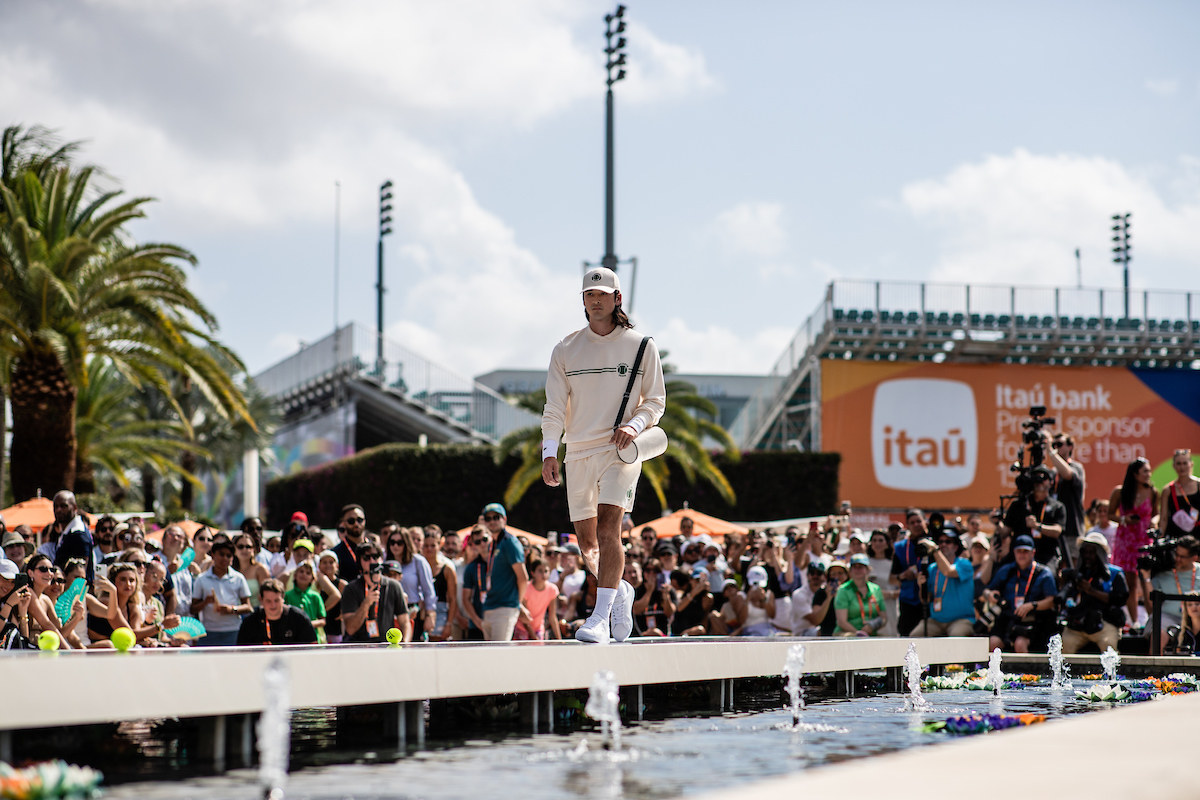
<box><xmin>822</xmin><ymin>361</ymin><xmax>1200</xmax><ymax>510</ymax></box>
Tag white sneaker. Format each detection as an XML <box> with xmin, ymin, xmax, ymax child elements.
<box><xmin>575</xmin><ymin>615</ymin><xmax>611</xmax><ymax>644</ymax></box>
<box><xmin>610</xmin><ymin>580</ymin><xmax>635</xmax><ymax>642</ymax></box>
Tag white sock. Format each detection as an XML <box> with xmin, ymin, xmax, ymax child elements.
<box><xmin>593</xmin><ymin>587</ymin><xmax>618</xmax><ymax>621</ymax></box>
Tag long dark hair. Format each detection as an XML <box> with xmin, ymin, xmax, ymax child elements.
<box><xmin>582</xmin><ymin>295</ymin><xmax>634</xmax><ymax>329</ymax></box>
<box><xmin>1120</xmin><ymin>457</ymin><xmax>1151</xmax><ymax>512</ymax></box>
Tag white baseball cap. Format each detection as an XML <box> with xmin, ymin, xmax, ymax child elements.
<box><xmin>0</xmin><ymin>558</ymin><xmax>19</xmax><ymax>579</ymax></box>
<box><xmin>746</xmin><ymin>565</ymin><xmax>769</xmax><ymax>588</ymax></box>
<box><xmin>582</xmin><ymin>266</ymin><xmax>619</xmax><ymax>294</ymax></box>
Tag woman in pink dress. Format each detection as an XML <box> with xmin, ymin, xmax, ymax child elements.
<box><xmin>1109</xmin><ymin>457</ymin><xmax>1159</xmax><ymax>628</ymax></box>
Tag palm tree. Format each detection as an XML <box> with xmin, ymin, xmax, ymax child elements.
<box><xmin>494</xmin><ymin>369</ymin><xmax>741</xmax><ymax>511</ymax></box>
<box><xmin>0</xmin><ymin>156</ymin><xmax>250</xmax><ymax>499</ymax></box>
<box><xmin>639</xmin><ymin>377</ymin><xmax>740</xmax><ymax>508</ymax></box>
<box><xmin>74</xmin><ymin>357</ymin><xmax>206</xmax><ymax>496</ymax></box>
<box><xmin>0</xmin><ymin>125</ymin><xmax>81</xmax><ymax>503</ymax></box>
<box><xmin>494</xmin><ymin>389</ymin><xmax>553</xmax><ymax>510</ymax></box>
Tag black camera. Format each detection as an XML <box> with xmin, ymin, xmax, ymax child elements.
<box><xmin>1137</xmin><ymin>529</ymin><xmax>1179</xmax><ymax>575</ymax></box>
<box><xmin>1011</xmin><ymin>406</ymin><xmax>1055</xmax><ymax>496</ymax></box>
<box><xmin>368</xmin><ymin>564</ymin><xmax>384</xmax><ymax>575</ymax></box>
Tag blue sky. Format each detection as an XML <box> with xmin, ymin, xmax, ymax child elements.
<box><xmin>3</xmin><ymin>1</ymin><xmax>1198</xmax><ymax>377</ymax></box>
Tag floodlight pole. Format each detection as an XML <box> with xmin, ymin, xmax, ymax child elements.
<box><xmin>602</xmin><ymin>5</ymin><xmax>627</xmax><ymax>272</ymax></box>
<box><xmin>377</xmin><ymin>180</ymin><xmax>394</xmax><ymax>373</ymax></box>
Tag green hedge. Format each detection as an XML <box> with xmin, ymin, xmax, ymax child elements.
<box><xmin>265</xmin><ymin>445</ymin><xmax>840</xmax><ymax>533</ymax></box>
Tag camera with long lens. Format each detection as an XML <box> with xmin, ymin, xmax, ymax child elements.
<box><xmin>999</xmin><ymin>405</ymin><xmax>1074</xmax><ymax>573</ymax></box>
<box><xmin>1137</xmin><ymin>528</ymin><xmax>1179</xmax><ymax>575</ymax></box>
<box><xmin>1011</xmin><ymin>406</ymin><xmax>1054</xmax><ymax>496</ymax></box>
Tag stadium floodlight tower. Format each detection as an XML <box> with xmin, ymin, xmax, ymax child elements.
<box><xmin>1111</xmin><ymin>212</ymin><xmax>1131</xmax><ymax>319</ymax></box>
<box><xmin>584</xmin><ymin>5</ymin><xmax>640</xmax><ymax>310</ymax></box>
<box><xmin>376</xmin><ymin>180</ymin><xmax>394</xmax><ymax>375</ymax></box>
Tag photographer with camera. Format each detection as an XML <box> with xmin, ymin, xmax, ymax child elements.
<box><xmin>1001</xmin><ymin>466</ymin><xmax>1066</xmax><ymax>570</ymax></box>
<box><xmin>983</xmin><ymin>535</ymin><xmax>1058</xmax><ymax>652</ymax></box>
<box><xmin>1147</xmin><ymin>534</ymin><xmax>1200</xmax><ymax>652</ymax></box>
<box><xmin>1059</xmin><ymin>532</ymin><xmax>1128</xmax><ymax>654</ymax></box>
<box><xmin>911</xmin><ymin>527</ymin><xmax>977</xmax><ymax>638</ymax></box>
<box><xmin>1044</xmin><ymin>432</ymin><xmax>1086</xmax><ymax>566</ymax></box>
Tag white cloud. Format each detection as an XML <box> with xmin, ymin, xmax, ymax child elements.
<box><xmin>1145</xmin><ymin>78</ymin><xmax>1178</xmax><ymax>96</ymax></box>
<box><xmin>901</xmin><ymin>149</ymin><xmax>1200</xmax><ymax>289</ymax></box>
<box><xmin>653</xmin><ymin>318</ymin><xmax>795</xmax><ymax>375</ymax></box>
<box><xmin>0</xmin><ymin>1</ymin><xmax>718</xmax><ymax>379</ymax></box>
<box><xmin>712</xmin><ymin>201</ymin><xmax>788</xmax><ymax>258</ymax></box>
<box><xmin>620</xmin><ymin>21</ymin><xmax>719</xmax><ymax>104</ymax></box>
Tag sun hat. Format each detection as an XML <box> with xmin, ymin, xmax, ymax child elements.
<box><xmin>969</xmin><ymin>534</ymin><xmax>991</xmax><ymax>551</ymax></box>
<box><xmin>1</xmin><ymin>531</ymin><xmax>33</xmax><ymax>558</ymax></box>
<box><xmin>582</xmin><ymin>266</ymin><xmax>619</xmax><ymax>294</ymax></box>
<box><xmin>292</xmin><ymin>538</ymin><xmax>315</xmax><ymax>553</ymax></box>
<box><xmin>482</xmin><ymin>502</ymin><xmax>506</xmax><ymax>518</ymax></box>
<box><xmin>849</xmin><ymin>553</ymin><xmax>871</xmax><ymax>568</ymax></box>
<box><xmin>318</xmin><ymin>550</ymin><xmax>338</xmax><ymax>563</ymax></box>
<box><xmin>1080</xmin><ymin>531</ymin><xmax>1111</xmax><ymax>555</ymax></box>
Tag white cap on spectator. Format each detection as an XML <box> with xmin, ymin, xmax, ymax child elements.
<box><xmin>747</xmin><ymin>565</ymin><xmax>769</xmax><ymax>588</ymax></box>
<box><xmin>0</xmin><ymin>558</ymin><xmax>19</xmax><ymax>579</ymax></box>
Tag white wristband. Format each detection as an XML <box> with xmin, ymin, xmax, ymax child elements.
<box><xmin>542</xmin><ymin>440</ymin><xmax>558</xmax><ymax>461</ymax></box>
<box><xmin>624</xmin><ymin>417</ymin><xmax>646</xmax><ymax>435</ymax></box>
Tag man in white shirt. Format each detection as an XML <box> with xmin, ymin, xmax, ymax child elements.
<box><xmin>541</xmin><ymin>267</ymin><xmax>666</xmax><ymax>644</ymax></box>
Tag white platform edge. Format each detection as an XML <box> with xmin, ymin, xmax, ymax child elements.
<box><xmin>1</xmin><ymin>637</ymin><xmax>986</xmax><ymax>729</ymax></box>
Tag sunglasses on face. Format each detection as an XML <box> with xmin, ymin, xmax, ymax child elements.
<box><xmin>246</xmin><ymin>524</ymin><xmax>263</xmax><ymax>531</ymax></box>
<box><xmin>471</xmin><ymin>538</ymin><xmax>487</xmax><ymax>546</ymax></box>
<box><xmin>236</xmin><ymin>544</ymin><xmax>254</xmax><ymax>550</ymax></box>
<box><xmin>51</xmin><ymin>578</ymin><xmax>66</xmax><ymax>585</ymax></box>
<box><xmin>483</xmin><ymin>514</ymin><xmax>502</xmax><ymax>522</ymax></box>
<box><xmin>195</xmin><ymin>536</ymin><xmax>212</xmax><ymax>543</ymax></box>
<box><xmin>347</xmin><ymin>517</ymin><xmax>365</xmax><ymax>524</ymax></box>
<box><xmin>97</xmin><ymin>525</ymin><xmax>114</xmax><ymax>533</ymax></box>
<box><xmin>33</xmin><ymin>565</ymin><xmax>54</xmax><ymax>573</ymax></box>
<box><xmin>362</xmin><ymin>555</ymin><xmax>382</xmax><ymax>562</ymax></box>
<box><xmin>388</xmin><ymin>539</ymin><xmax>405</xmax><ymax>547</ymax></box>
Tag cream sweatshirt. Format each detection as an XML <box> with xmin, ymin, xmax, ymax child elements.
<box><xmin>541</xmin><ymin>325</ymin><xmax>667</xmax><ymax>462</ymax></box>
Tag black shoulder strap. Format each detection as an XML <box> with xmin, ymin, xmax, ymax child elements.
<box><xmin>613</xmin><ymin>335</ymin><xmax>652</xmax><ymax>429</ymax></box>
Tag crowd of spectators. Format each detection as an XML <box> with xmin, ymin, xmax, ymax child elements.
<box><xmin>1</xmin><ymin>441</ymin><xmax>1197</xmax><ymax>653</ymax></box>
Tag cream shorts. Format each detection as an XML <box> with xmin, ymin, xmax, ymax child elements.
<box><xmin>566</xmin><ymin>447</ymin><xmax>641</xmax><ymax>522</ymax></box>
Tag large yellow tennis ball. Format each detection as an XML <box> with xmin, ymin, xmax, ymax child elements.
<box><xmin>111</xmin><ymin>626</ymin><xmax>136</xmax><ymax>652</ymax></box>
<box><xmin>38</xmin><ymin>630</ymin><xmax>60</xmax><ymax>651</ymax></box>
<box><xmin>385</xmin><ymin>627</ymin><xmax>403</xmax><ymax>645</ymax></box>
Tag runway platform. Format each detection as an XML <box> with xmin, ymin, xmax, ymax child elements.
<box><xmin>2</xmin><ymin>636</ymin><xmax>986</xmax><ymax>732</ymax></box>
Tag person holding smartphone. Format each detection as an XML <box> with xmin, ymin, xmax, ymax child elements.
<box><xmin>0</xmin><ymin>558</ymin><xmax>34</xmax><ymax>649</ymax></box>
<box><xmin>341</xmin><ymin>542</ymin><xmax>411</xmax><ymax>643</ymax></box>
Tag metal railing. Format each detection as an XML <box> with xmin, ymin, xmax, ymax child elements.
<box><xmin>254</xmin><ymin>323</ymin><xmax>540</xmax><ymax>442</ymax></box>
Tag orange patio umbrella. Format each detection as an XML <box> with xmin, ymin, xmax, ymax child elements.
<box><xmin>456</xmin><ymin>524</ymin><xmax>548</xmax><ymax>547</ymax></box>
<box><xmin>0</xmin><ymin>496</ymin><xmax>54</xmax><ymax>530</ymax></box>
<box><xmin>631</xmin><ymin>507</ymin><xmax>749</xmax><ymax>539</ymax></box>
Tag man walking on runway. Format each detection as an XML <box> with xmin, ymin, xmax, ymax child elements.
<box><xmin>541</xmin><ymin>266</ymin><xmax>666</xmax><ymax>644</ymax></box>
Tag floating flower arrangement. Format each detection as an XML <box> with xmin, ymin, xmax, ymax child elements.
<box><xmin>0</xmin><ymin>760</ymin><xmax>103</xmax><ymax>799</ymax></box>
<box><xmin>921</xmin><ymin>713</ymin><xmax>1046</xmax><ymax>735</ymax></box>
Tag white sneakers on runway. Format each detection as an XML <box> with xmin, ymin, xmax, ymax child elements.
<box><xmin>610</xmin><ymin>579</ymin><xmax>635</xmax><ymax>642</ymax></box>
<box><xmin>575</xmin><ymin>579</ymin><xmax>635</xmax><ymax>645</ymax></box>
<box><xmin>575</xmin><ymin>615</ymin><xmax>611</xmax><ymax>644</ymax></box>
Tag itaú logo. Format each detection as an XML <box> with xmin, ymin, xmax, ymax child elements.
<box><xmin>871</xmin><ymin>378</ymin><xmax>978</xmax><ymax>491</ymax></box>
